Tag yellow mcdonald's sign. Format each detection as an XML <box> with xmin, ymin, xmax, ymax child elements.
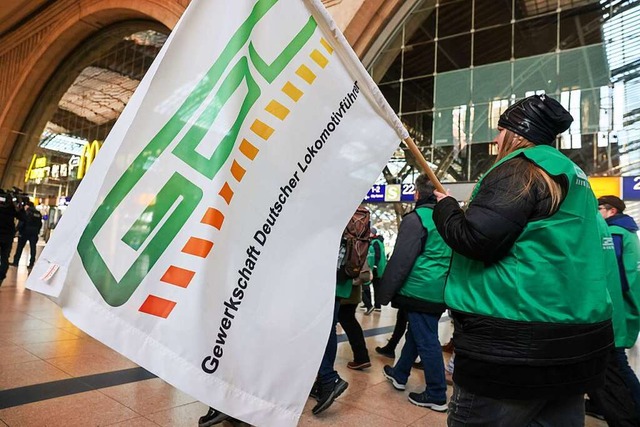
<box><xmin>24</xmin><ymin>154</ymin><xmax>37</xmax><ymax>183</ymax></box>
<box><xmin>77</xmin><ymin>140</ymin><xmax>102</xmax><ymax>180</ymax></box>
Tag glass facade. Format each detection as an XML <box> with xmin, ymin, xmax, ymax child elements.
<box><xmin>25</xmin><ymin>29</ymin><xmax>168</xmax><ymax>202</ymax></box>
<box><xmin>369</xmin><ymin>0</ymin><xmax>640</xmax><ymax>183</ymax></box>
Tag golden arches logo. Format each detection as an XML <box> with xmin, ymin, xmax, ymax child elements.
<box><xmin>77</xmin><ymin>140</ymin><xmax>102</xmax><ymax>180</ymax></box>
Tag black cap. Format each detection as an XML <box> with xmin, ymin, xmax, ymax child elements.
<box><xmin>598</xmin><ymin>195</ymin><xmax>625</xmax><ymax>213</ymax></box>
<box><xmin>498</xmin><ymin>94</ymin><xmax>573</xmax><ymax>146</ymax></box>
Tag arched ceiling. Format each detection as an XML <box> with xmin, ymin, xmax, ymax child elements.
<box><xmin>0</xmin><ymin>0</ymin><xmax>50</xmax><ymax>36</ymax></box>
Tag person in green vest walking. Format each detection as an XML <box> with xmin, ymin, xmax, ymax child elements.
<box><xmin>433</xmin><ymin>94</ymin><xmax>614</xmax><ymax>426</ymax></box>
<box><xmin>378</xmin><ymin>174</ymin><xmax>451</xmax><ymax>412</ymax></box>
<box><xmin>362</xmin><ymin>227</ymin><xmax>387</xmax><ymax>314</ymax></box>
<box><xmin>588</xmin><ymin>195</ymin><xmax>640</xmax><ymax>423</ymax></box>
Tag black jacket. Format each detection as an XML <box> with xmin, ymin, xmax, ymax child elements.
<box><xmin>433</xmin><ymin>156</ymin><xmax>609</xmax><ymax>399</ymax></box>
<box><xmin>18</xmin><ymin>207</ymin><xmax>43</xmax><ymax>237</ymax></box>
<box><xmin>378</xmin><ymin>195</ymin><xmax>446</xmax><ymax>314</ymax></box>
<box><xmin>0</xmin><ymin>202</ymin><xmax>17</xmax><ymax>240</ymax></box>
<box><xmin>433</xmin><ymin>157</ymin><xmax>563</xmax><ymax>263</ymax></box>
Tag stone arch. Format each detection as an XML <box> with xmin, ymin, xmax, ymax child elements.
<box><xmin>0</xmin><ymin>0</ymin><xmax>185</xmax><ymax>186</ymax></box>
<box><xmin>342</xmin><ymin>0</ymin><xmax>406</xmax><ymax>63</ymax></box>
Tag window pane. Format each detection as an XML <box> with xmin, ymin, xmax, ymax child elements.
<box><xmin>559</xmin><ymin>3</ymin><xmax>604</xmax><ymax>49</ymax></box>
<box><xmin>438</xmin><ymin>0</ymin><xmax>473</xmax><ymax>38</ymax></box>
<box><xmin>472</xmin><ymin>61</ymin><xmax>512</xmax><ymax>103</ymax></box>
<box><xmin>377</xmin><ymin>48</ymin><xmax>402</xmax><ymax>84</ymax></box>
<box><xmin>512</xmin><ymin>52</ymin><xmax>558</xmax><ymax>96</ymax></box>
<box><xmin>380</xmin><ymin>83</ymin><xmax>400</xmax><ymax>112</ymax></box>
<box><xmin>514</xmin><ymin>14</ymin><xmax>558</xmax><ymax>58</ymax></box>
<box><xmin>403</xmin><ymin>41</ymin><xmax>435</xmax><ymax>79</ymax></box>
<box><xmin>402</xmin><ymin>111</ymin><xmax>434</xmax><ymax>145</ymax></box>
<box><xmin>558</xmin><ymin>44</ymin><xmax>609</xmax><ymax>90</ymax></box>
<box><xmin>515</xmin><ymin>0</ymin><xmax>558</xmax><ymax>19</ymax></box>
<box><xmin>435</xmin><ymin>69</ymin><xmax>471</xmax><ymax>109</ymax></box>
<box><xmin>474</xmin><ymin>0</ymin><xmax>513</xmax><ymax>29</ymax></box>
<box><xmin>473</xmin><ymin>25</ymin><xmax>512</xmax><ymax>66</ymax></box>
<box><xmin>401</xmin><ymin>76</ymin><xmax>434</xmax><ymax>113</ymax></box>
<box><xmin>437</xmin><ymin>34</ymin><xmax>472</xmax><ymax>72</ymax></box>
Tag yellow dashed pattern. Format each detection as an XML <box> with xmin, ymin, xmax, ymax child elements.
<box><xmin>295</xmin><ymin>64</ymin><xmax>316</xmax><ymax>84</ymax></box>
<box><xmin>320</xmin><ymin>38</ymin><xmax>333</xmax><ymax>55</ymax></box>
<box><xmin>282</xmin><ymin>82</ymin><xmax>303</xmax><ymax>102</ymax></box>
<box><xmin>310</xmin><ymin>49</ymin><xmax>328</xmax><ymax>68</ymax></box>
<box><xmin>265</xmin><ymin>100</ymin><xmax>290</xmax><ymax>120</ymax></box>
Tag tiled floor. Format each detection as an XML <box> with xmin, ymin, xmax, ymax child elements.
<box><xmin>0</xmin><ymin>246</ymin><xmax>608</xmax><ymax>426</ymax></box>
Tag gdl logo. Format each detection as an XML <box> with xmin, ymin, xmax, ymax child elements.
<box><xmin>77</xmin><ymin>0</ymin><xmax>323</xmax><ymax>308</ymax></box>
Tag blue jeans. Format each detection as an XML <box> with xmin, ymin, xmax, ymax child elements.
<box><xmin>448</xmin><ymin>385</ymin><xmax>585</xmax><ymax>427</ymax></box>
<box><xmin>393</xmin><ymin>311</ymin><xmax>446</xmax><ymax>401</ymax></box>
<box><xmin>317</xmin><ymin>299</ymin><xmax>341</xmax><ymax>384</ymax></box>
<box><xmin>615</xmin><ymin>347</ymin><xmax>640</xmax><ymax>419</ymax></box>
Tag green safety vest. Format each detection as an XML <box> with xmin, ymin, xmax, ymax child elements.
<box><xmin>398</xmin><ymin>207</ymin><xmax>452</xmax><ymax>304</ymax></box>
<box><xmin>609</xmin><ymin>224</ymin><xmax>640</xmax><ymax>347</ymax></box>
<box><xmin>446</xmin><ymin>145</ymin><xmax>613</xmax><ymax>324</ymax></box>
<box><xmin>336</xmin><ymin>277</ymin><xmax>352</xmax><ymax>299</ymax></box>
<box><xmin>370</xmin><ymin>238</ymin><xmax>387</xmax><ymax>277</ymax></box>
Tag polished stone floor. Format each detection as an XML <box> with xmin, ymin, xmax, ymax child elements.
<box><xmin>0</xmin><ymin>242</ymin><xmax>608</xmax><ymax>426</ymax></box>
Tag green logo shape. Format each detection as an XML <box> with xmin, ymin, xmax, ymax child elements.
<box><xmin>77</xmin><ymin>0</ymin><xmax>317</xmax><ymax>306</ymax></box>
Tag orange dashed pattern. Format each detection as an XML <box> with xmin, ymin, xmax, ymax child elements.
<box><xmin>139</xmin><ymin>295</ymin><xmax>177</xmax><ymax>318</ymax></box>
<box><xmin>160</xmin><ymin>266</ymin><xmax>196</xmax><ymax>288</ymax></box>
<box><xmin>219</xmin><ymin>182</ymin><xmax>234</xmax><ymax>204</ymax></box>
<box><xmin>230</xmin><ymin>160</ymin><xmax>246</xmax><ymax>182</ymax></box>
<box><xmin>182</xmin><ymin>237</ymin><xmax>214</xmax><ymax>258</ymax></box>
<box><xmin>201</xmin><ymin>208</ymin><xmax>225</xmax><ymax>230</ymax></box>
<box><xmin>239</xmin><ymin>139</ymin><xmax>259</xmax><ymax>160</ymax></box>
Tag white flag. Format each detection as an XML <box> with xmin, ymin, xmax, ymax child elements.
<box><xmin>27</xmin><ymin>0</ymin><xmax>407</xmax><ymax>425</ymax></box>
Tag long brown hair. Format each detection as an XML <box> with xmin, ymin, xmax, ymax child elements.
<box><xmin>495</xmin><ymin>130</ymin><xmax>563</xmax><ymax>213</ymax></box>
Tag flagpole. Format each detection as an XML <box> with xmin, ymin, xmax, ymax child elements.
<box><xmin>402</xmin><ymin>136</ymin><xmax>447</xmax><ymax>194</ymax></box>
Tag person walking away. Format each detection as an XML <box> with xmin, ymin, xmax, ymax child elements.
<box><xmin>312</xmin><ymin>205</ymin><xmax>371</xmax><ymax>415</ymax></box>
<box><xmin>10</xmin><ymin>201</ymin><xmax>42</xmax><ymax>269</ymax></box>
<box><xmin>586</xmin><ymin>195</ymin><xmax>640</xmax><ymax>425</ymax></box>
<box><xmin>338</xmin><ymin>259</ymin><xmax>372</xmax><ymax>370</ymax></box>
<box><xmin>375</xmin><ymin>308</ymin><xmax>408</xmax><ymax>359</ymax></box>
<box><xmin>369</xmin><ymin>227</ymin><xmax>386</xmax><ymax>312</ymax></box>
<box><xmin>378</xmin><ymin>174</ymin><xmax>451</xmax><ymax>412</ymax></box>
<box><xmin>433</xmin><ymin>94</ymin><xmax>614</xmax><ymax>426</ymax></box>
<box><xmin>0</xmin><ymin>191</ymin><xmax>17</xmax><ymax>286</ymax></box>
<box><xmin>361</xmin><ymin>231</ymin><xmax>377</xmax><ymax>314</ymax></box>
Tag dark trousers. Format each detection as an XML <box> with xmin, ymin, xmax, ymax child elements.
<box><xmin>448</xmin><ymin>385</ymin><xmax>585</xmax><ymax>427</ymax></box>
<box><xmin>0</xmin><ymin>237</ymin><xmax>12</xmax><ymax>281</ymax></box>
<box><xmin>615</xmin><ymin>347</ymin><xmax>640</xmax><ymax>421</ymax></box>
<box><xmin>362</xmin><ymin>284</ymin><xmax>373</xmax><ymax>309</ymax></box>
<box><xmin>372</xmin><ymin>277</ymin><xmax>381</xmax><ymax>309</ymax></box>
<box><xmin>588</xmin><ymin>349</ymin><xmax>640</xmax><ymax>427</ymax></box>
<box><xmin>13</xmin><ymin>234</ymin><xmax>37</xmax><ymax>266</ymax></box>
<box><xmin>387</xmin><ymin>308</ymin><xmax>408</xmax><ymax>350</ymax></box>
<box><xmin>317</xmin><ymin>299</ymin><xmax>341</xmax><ymax>384</ymax></box>
<box><xmin>338</xmin><ymin>303</ymin><xmax>369</xmax><ymax>363</ymax></box>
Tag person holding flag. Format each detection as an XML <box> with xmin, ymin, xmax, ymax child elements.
<box><xmin>433</xmin><ymin>94</ymin><xmax>615</xmax><ymax>425</ymax></box>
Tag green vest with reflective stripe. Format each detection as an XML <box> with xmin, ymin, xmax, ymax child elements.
<box><xmin>609</xmin><ymin>224</ymin><xmax>640</xmax><ymax>347</ymax></box>
<box><xmin>596</xmin><ymin>217</ymin><xmax>627</xmax><ymax>347</ymax></box>
<box><xmin>445</xmin><ymin>145</ymin><xmax>613</xmax><ymax>324</ymax></box>
<box><xmin>398</xmin><ymin>207</ymin><xmax>452</xmax><ymax>303</ymax></box>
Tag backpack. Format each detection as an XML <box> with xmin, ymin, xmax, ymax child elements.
<box><xmin>341</xmin><ymin>206</ymin><xmax>371</xmax><ymax>278</ymax></box>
